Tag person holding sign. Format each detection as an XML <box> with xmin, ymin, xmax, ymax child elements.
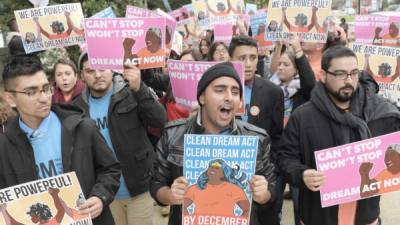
<box><xmin>73</xmin><ymin>52</ymin><xmax>166</xmax><ymax>225</ymax></box>
<box><xmin>228</xmin><ymin>35</ymin><xmax>284</xmax><ymax>225</ymax></box>
<box><xmin>278</xmin><ymin>46</ymin><xmax>400</xmax><ymax>225</ymax></box>
<box><xmin>359</xmin><ymin>144</ymin><xmax>400</xmax><ymax>198</ymax></box>
<box><xmin>206</xmin><ymin>0</ymin><xmax>232</xmax><ymax>16</ymax></box>
<box><xmin>150</xmin><ymin>62</ymin><xmax>277</xmax><ymax>225</ymax></box>
<box><xmin>0</xmin><ymin>56</ymin><xmax>121</xmax><ymax>225</ymax></box>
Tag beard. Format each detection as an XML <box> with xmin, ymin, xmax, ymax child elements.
<box><xmin>326</xmin><ymin>84</ymin><xmax>355</xmax><ymax>102</ymax></box>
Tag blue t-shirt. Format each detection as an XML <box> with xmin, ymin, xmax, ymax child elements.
<box><xmin>89</xmin><ymin>90</ymin><xmax>131</xmax><ymax>199</ymax></box>
<box><xmin>241</xmin><ymin>85</ymin><xmax>253</xmax><ymax>122</ymax></box>
<box><xmin>19</xmin><ymin>111</ymin><xmax>63</xmax><ymax>179</ymax></box>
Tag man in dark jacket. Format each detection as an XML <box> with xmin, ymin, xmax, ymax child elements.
<box><xmin>278</xmin><ymin>45</ymin><xmax>400</xmax><ymax>225</ymax></box>
<box><xmin>229</xmin><ymin>35</ymin><xmax>284</xmax><ymax>225</ymax></box>
<box><xmin>150</xmin><ymin>62</ymin><xmax>277</xmax><ymax>225</ymax></box>
<box><xmin>73</xmin><ymin>53</ymin><xmax>167</xmax><ymax>225</ymax></box>
<box><xmin>0</xmin><ymin>56</ymin><xmax>121</xmax><ymax>225</ymax></box>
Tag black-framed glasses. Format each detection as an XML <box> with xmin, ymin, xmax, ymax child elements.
<box><xmin>6</xmin><ymin>85</ymin><xmax>54</xmax><ymax>98</ymax></box>
<box><xmin>326</xmin><ymin>69</ymin><xmax>360</xmax><ymax>80</ymax></box>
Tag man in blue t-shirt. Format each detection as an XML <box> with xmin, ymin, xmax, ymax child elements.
<box><xmin>0</xmin><ymin>56</ymin><xmax>120</xmax><ymax>225</ymax></box>
<box><xmin>73</xmin><ymin>53</ymin><xmax>166</xmax><ymax>225</ymax></box>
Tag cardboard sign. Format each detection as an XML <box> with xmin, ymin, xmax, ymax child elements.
<box><xmin>265</xmin><ymin>0</ymin><xmax>332</xmax><ymax>42</ymax></box>
<box><xmin>0</xmin><ymin>172</ymin><xmax>92</xmax><ymax>225</ymax></box>
<box><xmin>183</xmin><ymin>134</ymin><xmax>258</xmax><ymax>225</ymax></box>
<box><xmin>14</xmin><ymin>3</ymin><xmax>85</xmax><ymax>53</ymax></box>
<box><xmin>84</xmin><ymin>17</ymin><xmax>166</xmax><ymax>70</ymax></box>
<box><xmin>315</xmin><ymin>132</ymin><xmax>400</xmax><ymax>207</ymax></box>
<box><xmin>167</xmin><ymin>60</ymin><xmax>244</xmax><ymax>109</ymax></box>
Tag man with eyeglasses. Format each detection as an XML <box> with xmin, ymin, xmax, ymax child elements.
<box><xmin>278</xmin><ymin>45</ymin><xmax>400</xmax><ymax>225</ymax></box>
<box><xmin>0</xmin><ymin>56</ymin><xmax>121</xmax><ymax>225</ymax></box>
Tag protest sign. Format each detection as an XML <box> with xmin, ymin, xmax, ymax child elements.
<box><xmin>171</xmin><ymin>31</ymin><xmax>183</xmax><ymax>55</ymax></box>
<box><xmin>155</xmin><ymin>9</ymin><xmax>177</xmax><ymax>49</ymax></box>
<box><xmin>169</xmin><ymin>6</ymin><xmax>190</xmax><ymax>22</ymax></box>
<box><xmin>84</xmin><ymin>17</ymin><xmax>166</xmax><ymax>70</ymax></box>
<box><xmin>183</xmin><ymin>134</ymin><xmax>258</xmax><ymax>225</ymax></box>
<box><xmin>92</xmin><ymin>6</ymin><xmax>116</xmax><ymax>19</ymax></box>
<box><xmin>167</xmin><ymin>60</ymin><xmax>244</xmax><ymax>109</ymax></box>
<box><xmin>265</xmin><ymin>0</ymin><xmax>332</xmax><ymax>42</ymax></box>
<box><xmin>245</xmin><ymin>3</ymin><xmax>258</xmax><ymax>15</ymax></box>
<box><xmin>14</xmin><ymin>3</ymin><xmax>85</xmax><ymax>54</ymax></box>
<box><xmin>214</xmin><ymin>24</ymin><xmax>233</xmax><ymax>45</ymax></box>
<box><xmin>0</xmin><ymin>172</ymin><xmax>91</xmax><ymax>225</ymax></box>
<box><xmin>315</xmin><ymin>131</ymin><xmax>400</xmax><ymax>208</ymax></box>
<box><xmin>350</xmin><ymin>42</ymin><xmax>400</xmax><ymax>107</ymax></box>
<box><xmin>250</xmin><ymin>10</ymin><xmax>273</xmax><ymax>52</ymax></box>
<box><xmin>355</xmin><ymin>15</ymin><xmax>400</xmax><ymax>47</ymax></box>
<box><xmin>125</xmin><ymin>5</ymin><xmax>159</xmax><ymax>17</ymax></box>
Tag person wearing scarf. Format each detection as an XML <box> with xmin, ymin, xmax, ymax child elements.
<box><xmin>269</xmin><ymin>36</ymin><xmax>315</xmax><ymax>225</ymax></box>
<box><xmin>278</xmin><ymin>45</ymin><xmax>400</xmax><ymax>225</ymax></box>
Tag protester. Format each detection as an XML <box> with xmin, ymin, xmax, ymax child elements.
<box><xmin>228</xmin><ymin>34</ymin><xmax>284</xmax><ymax>225</ymax></box>
<box><xmin>207</xmin><ymin>42</ymin><xmax>230</xmax><ymax>62</ymax></box>
<box><xmin>269</xmin><ymin>35</ymin><xmax>315</xmax><ymax>225</ymax></box>
<box><xmin>199</xmin><ymin>38</ymin><xmax>211</xmax><ymax>60</ymax></box>
<box><xmin>150</xmin><ymin>62</ymin><xmax>277</xmax><ymax>225</ymax></box>
<box><xmin>52</xmin><ymin>58</ymin><xmax>84</xmax><ymax>104</ymax></box>
<box><xmin>278</xmin><ymin>46</ymin><xmax>400</xmax><ymax>225</ymax></box>
<box><xmin>73</xmin><ymin>52</ymin><xmax>167</xmax><ymax>225</ymax></box>
<box><xmin>0</xmin><ymin>55</ymin><xmax>121</xmax><ymax>225</ymax></box>
<box><xmin>339</xmin><ymin>18</ymin><xmax>349</xmax><ymax>38</ymax></box>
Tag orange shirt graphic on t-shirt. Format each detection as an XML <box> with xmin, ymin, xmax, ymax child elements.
<box><xmin>290</xmin><ymin>26</ymin><xmax>309</xmax><ymax>33</ymax></box>
<box><xmin>382</xmin><ymin>34</ymin><xmax>400</xmax><ymax>47</ymax></box>
<box><xmin>47</xmin><ymin>32</ymin><xmax>70</xmax><ymax>40</ymax></box>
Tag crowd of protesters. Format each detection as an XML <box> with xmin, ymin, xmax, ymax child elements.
<box><xmin>1</xmin><ymin>4</ymin><xmax>400</xmax><ymax>225</ymax></box>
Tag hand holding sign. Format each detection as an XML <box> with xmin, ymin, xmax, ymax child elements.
<box><xmin>170</xmin><ymin>176</ymin><xmax>188</xmax><ymax>205</ymax></box>
<box><xmin>123</xmin><ymin>63</ymin><xmax>141</xmax><ymax>92</ymax></box>
<box><xmin>78</xmin><ymin>196</ymin><xmax>103</xmax><ymax>219</ymax></box>
<box><xmin>249</xmin><ymin>175</ymin><xmax>270</xmax><ymax>204</ymax></box>
<box><xmin>303</xmin><ymin>169</ymin><xmax>326</xmax><ymax>192</ymax></box>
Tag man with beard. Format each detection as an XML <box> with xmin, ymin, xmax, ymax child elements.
<box><xmin>278</xmin><ymin>46</ymin><xmax>400</xmax><ymax>225</ymax></box>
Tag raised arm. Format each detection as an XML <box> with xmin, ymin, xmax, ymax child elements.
<box><xmin>359</xmin><ymin>162</ymin><xmax>379</xmax><ymax>198</ymax></box>
<box><xmin>0</xmin><ymin>204</ymin><xmax>25</xmax><ymax>225</ymax></box>
<box><xmin>48</xmin><ymin>188</ymin><xmax>65</xmax><ymax>223</ymax></box>
<box><xmin>33</xmin><ymin>17</ymin><xmax>50</xmax><ymax>39</ymax></box>
<box><xmin>364</xmin><ymin>54</ymin><xmax>374</xmax><ymax>77</ymax></box>
<box><xmin>282</xmin><ymin>8</ymin><xmax>291</xmax><ymax>30</ymax></box>
<box><xmin>308</xmin><ymin>6</ymin><xmax>318</xmax><ymax>31</ymax></box>
<box><xmin>64</xmin><ymin>12</ymin><xmax>73</xmax><ymax>36</ymax></box>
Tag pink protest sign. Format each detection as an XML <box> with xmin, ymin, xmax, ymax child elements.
<box><xmin>84</xmin><ymin>18</ymin><xmax>166</xmax><ymax>70</ymax></box>
<box><xmin>214</xmin><ymin>24</ymin><xmax>233</xmax><ymax>45</ymax></box>
<box><xmin>168</xmin><ymin>60</ymin><xmax>244</xmax><ymax>108</ymax></box>
<box><xmin>156</xmin><ymin>9</ymin><xmax>177</xmax><ymax>49</ymax></box>
<box><xmin>355</xmin><ymin>15</ymin><xmax>400</xmax><ymax>47</ymax></box>
<box><xmin>125</xmin><ymin>5</ymin><xmax>159</xmax><ymax>17</ymax></box>
<box><xmin>315</xmin><ymin>131</ymin><xmax>400</xmax><ymax>208</ymax></box>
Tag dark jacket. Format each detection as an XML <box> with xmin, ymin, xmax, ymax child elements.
<box><xmin>150</xmin><ymin>114</ymin><xmax>278</xmax><ymax>225</ymax></box>
<box><xmin>278</xmin><ymin>74</ymin><xmax>400</xmax><ymax>225</ymax></box>
<box><xmin>292</xmin><ymin>54</ymin><xmax>316</xmax><ymax>110</ymax></box>
<box><xmin>73</xmin><ymin>74</ymin><xmax>167</xmax><ymax>197</ymax></box>
<box><xmin>247</xmin><ymin>76</ymin><xmax>284</xmax><ymax>161</ymax></box>
<box><xmin>0</xmin><ymin>104</ymin><xmax>121</xmax><ymax>225</ymax></box>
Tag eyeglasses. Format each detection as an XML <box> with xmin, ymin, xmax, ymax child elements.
<box><xmin>326</xmin><ymin>69</ymin><xmax>360</xmax><ymax>80</ymax></box>
<box><xmin>6</xmin><ymin>85</ymin><xmax>54</xmax><ymax>98</ymax></box>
